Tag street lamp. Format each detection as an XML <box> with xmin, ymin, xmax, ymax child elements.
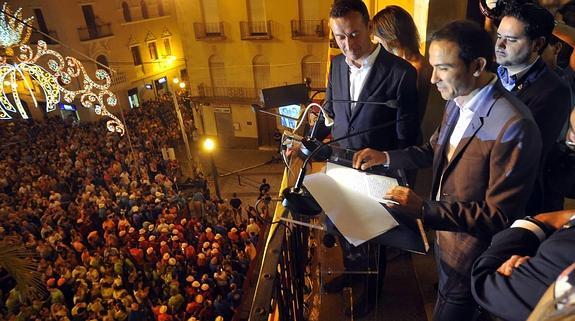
<box><xmin>203</xmin><ymin>137</ymin><xmax>221</xmax><ymax>200</ymax></box>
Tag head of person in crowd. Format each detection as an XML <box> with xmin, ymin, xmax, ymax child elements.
<box><xmin>372</xmin><ymin>5</ymin><xmax>421</xmax><ymax>61</ymax></box>
<box><xmin>558</xmin><ymin>0</ymin><xmax>575</xmax><ymax>26</ymax></box>
<box><xmin>541</xmin><ymin>35</ymin><xmax>563</xmax><ymax>70</ymax></box>
<box><xmin>329</xmin><ymin>0</ymin><xmax>376</xmax><ymax>67</ymax></box>
<box><xmin>496</xmin><ymin>2</ymin><xmax>555</xmax><ymax>73</ymax></box>
<box><xmin>428</xmin><ymin>20</ymin><xmax>494</xmax><ymax>101</ymax></box>
<box><xmin>566</xmin><ymin>106</ymin><xmax>575</xmax><ymax>149</ymax></box>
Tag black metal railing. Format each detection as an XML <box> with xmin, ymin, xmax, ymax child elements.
<box><xmin>246</xmin><ymin>208</ymin><xmax>311</xmax><ymax>321</ymax></box>
<box><xmin>240</xmin><ymin>21</ymin><xmax>273</xmax><ymax>40</ymax></box>
<box><xmin>29</xmin><ymin>30</ymin><xmax>59</xmax><ymax>45</ymax></box>
<box><xmin>193</xmin><ymin>22</ymin><xmax>226</xmax><ymax>40</ymax></box>
<box><xmin>291</xmin><ymin>19</ymin><xmax>325</xmax><ymax>39</ymax></box>
<box><xmin>77</xmin><ymin>23</ymin><xmax>113</xmax><ymax>41</ymax></box>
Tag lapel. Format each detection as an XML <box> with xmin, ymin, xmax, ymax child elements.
<box><xmin>512</xmin><ymin>58</ymin><xmax>546</xmax><ymax>94</ymax></box>
<box><xmin>443</xmin><ymin>81</ymin><xmax>502</xmax><ymax>171</ymax></box>
<box><xmin>350</xmin><ymin>45</ymin><xmax>387</xmax><ymax>122</ymax></box>
<box><xmin>432</xmin><ymin>103</ymin><xmax>460</xmax><ymax>186</ymax></box>
<box><xmin>339</xmin><ymin>58</ymin><xmax>352</xmax><ymax>121</ymax></box>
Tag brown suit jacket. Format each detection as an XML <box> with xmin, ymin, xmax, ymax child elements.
<box><xmin>387</xmin><ymin>81</ymin><xmax>542</xmax><ymax>275</ymax></box>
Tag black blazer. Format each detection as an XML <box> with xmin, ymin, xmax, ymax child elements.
<box><xmin>505</xmin><ymin>59</ymin><xmax>571</xmax><ymax>213</ymax></box>
<box><xmin>511</xmin><ymin>59</ymin><xmax>571</xmax><ymax>162</ymax></box>
<box><xmin>471</xmin><ymin>223</ymin><xmax>575</xmax><ymax>321</ymax></box>
<box><xmin>321</xmin><ymin>45</ymin><xmax>419</xmax><ymax>151</ymax></box>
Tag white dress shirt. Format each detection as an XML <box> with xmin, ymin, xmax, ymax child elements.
<box><xmin>346</xmin><ymin>44</ymin><xmax>380</xmax><ymax>111</ymax></box>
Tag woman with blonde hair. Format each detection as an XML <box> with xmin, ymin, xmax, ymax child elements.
<box><xmin>373</xmin><ymin>6</ymin><xmax>431</xmax><ymax>122</ymax></box>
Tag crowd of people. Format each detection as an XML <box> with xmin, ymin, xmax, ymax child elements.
<box><xmin>0</xmin><ymin>99</ymin><xmax>263</xmax><ymax>321</ymax></box>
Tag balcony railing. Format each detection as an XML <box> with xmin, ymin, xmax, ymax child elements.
<box><xmin>29</xmin><ymin>30</ymin><xmax>59</xmax><ymax>45</ymax></box>
<box><xmin>190</xmin><ymin>85</ymin><xmax>258</xmax><ymax>104</ymax></box>
<box><xmin>240</xmin><ymin>21</ymin><xmax>273</xmax><ymax>40</ymax></box>
<box><xmin>246</xmin><ymin>161</ymin><xmax>316</xmax><ymax>321</ymax></box>
<box><xmin>291</xmin><ymin>19</ymin><xmax>325</xmax><ymax>40</ymax></box>
<box><xmin>193</xmin><ymin>22</ymin><xmax>226</xmax><ymax>40</ymax></box>
<box><xmin>110</xmin><ymin>71</ymin><xmax>128</xmax><ymax>88</ymax></box>
<box><xmin>77</xmin><ymin>23</ymin><xmax>113</xmax><ymax>41</ymax></box>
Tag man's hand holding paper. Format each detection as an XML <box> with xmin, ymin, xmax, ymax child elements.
<box><xmin>384</xmin><ymin>186</ymin><xmax>424</xmax><ymax>220</ymax></box>
<box><xmin>352</xmin><ymin>148</ymin><xmax>388</xmax><ymax>171</ymax></box>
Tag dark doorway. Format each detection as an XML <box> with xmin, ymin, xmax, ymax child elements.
<box><xmin>81</xmin><ymin>5</ymin><xmax>98</xmax><ymax>38</ymax></box>
<box><xmin>214</xmin><ymin>108</ymin><xmax>234</xmax><ymax>148</ymax></box>
<box><xmin>33</xmin><ymin>9</ymin><xmax>49</xmax><ymax>33</ymax></box>
<box><xmin>256</xmin><ymin>112</ymin><xmax>276</xmax><ymax>147</ymax></box>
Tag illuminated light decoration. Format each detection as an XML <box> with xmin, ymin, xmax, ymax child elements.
<box><xmin>0</xmin><ymin>62</ymin><xmax>60</xmax><ymax>119</ymax></box>
<box><xmin>0</xmin><ymin>3</ymin><xmax>33</xmax><ymax>56</ymax></box>
<box><xmin>0</xmin><ymin>5</ymin><xmax>125</xmax><ymax>135</ymax></box>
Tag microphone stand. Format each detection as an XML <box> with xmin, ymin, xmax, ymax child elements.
<box><xmin>252</xmin><ymin>98</ymin><xmax>411</xmax><ymax>215</ymax></box>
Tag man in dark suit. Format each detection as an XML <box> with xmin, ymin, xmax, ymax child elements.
<box><xmin>323</xmin><ymin>1</ymin><xmax>419</xmax><ymax>152</ymax></box>
<box><xmin>353</xmin><ymin>21</ymin><xmax>542</xmax><ymax>321</ymax></box>
<box><xmin>471</xmin><ymin>210</ymin><xmax>575</xmax><ymax>321</ymax></box>
<box><xmin>317</xmin><ymin>0</ymin><xmax>419</xmax><ymax>317</ymax></box>
<box><xmin>495</xmin><ymin>3</ymin><xmax>572</xmax><ymax>213</ymax></box>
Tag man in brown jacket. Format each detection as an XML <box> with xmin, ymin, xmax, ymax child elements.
<box><xmin>353</xmin><ymin>21</ymin><xmax>542</xmax><ymax>321</ymax></box>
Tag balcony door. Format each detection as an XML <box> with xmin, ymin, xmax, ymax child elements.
<box><xmin>208</xmin><ymin>55</ymin><xmax>226</xmax><ymax>91</ymax></box>
<box><xmin>200</xmin><ymin>0</ymin><xmax>220</xmax><ymax>35</ymax></box>
<box><xmin>81</xmin><ymin>5</ymin><xmax>98</xmax><ymax>38</ymax></box>
<box><xmin>302</xmin><ymin>55</ymin><xmax>324</xmax><ymax>89</ymax></box>
<box><xmin>33</xmin><ymin>9</ymin><xmax>49</xmax><ymax>34</ymax></box>
<box><xmin>247</xmin><ymin>0</ymin><xmax>267</xmax><ymax>34</ymax></box>
<box><xmin>298</xmin><ymin>0</ymin><xmax>320</xmax><ymax>20</ymax></box>
<box><xmin>253</xmin><ymin>55</ymin><xmax>275</xmax><ymax>146</ymax></box>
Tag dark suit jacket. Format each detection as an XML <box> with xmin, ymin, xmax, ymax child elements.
<box><xmin>471</xmin><ymin>223</ymin><xmax>575</xmax><ymax>321</ymax></box>
<box><xmin>321</xmin><ymin>45</ymin><xmax>419</xmax><ymax>151</ymax></box>
<box><xmin>505</xmin><ymin>59</ymin><xmax>571</xmax><ymax>213</ymax></box>
<box><xmin>387</xmin><ymin>81</ymin><xmax>542</xmax><ymax>276</ymax></box>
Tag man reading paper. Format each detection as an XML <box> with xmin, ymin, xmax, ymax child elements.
<box><xmin>353</xmin><ymin>21</ymin><xmax>542</xmax><ymax>321</ymax></box>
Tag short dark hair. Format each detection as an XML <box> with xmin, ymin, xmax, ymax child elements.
<box><xmin>430</xmin><ymin>20</ymin><xmax>494</xmax><ymax>70</ymax></box>
<box><xmin>330</xmin><ymin>0</ymin><xmax>370</xmax><ymax>25</ymax></box>
<box><xmin>502</xmin><ymin>2</ymin><xmax>555</xmax><ymax>53</ymax></box>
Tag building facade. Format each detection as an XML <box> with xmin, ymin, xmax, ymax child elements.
<box><xmin>8</xmin><ymin>0</ymin><xmax>186</xmax><ymax>124</ymax></box>
<box><xmin>173</xmin><ymin>0</ymin><xmax>331</xmax><ymax>148</ymax></box>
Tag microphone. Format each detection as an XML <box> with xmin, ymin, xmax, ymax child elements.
<box><xmin>298</xmin><ymin>99</ymin><xmax>398</xmax><ymax>161</ymax></box>
<box><xmin>282</xmin><ymin>115</ymin><xmax>404</xmax><ymax>216</ymax></box>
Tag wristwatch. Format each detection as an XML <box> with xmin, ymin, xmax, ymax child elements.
<box><xmin>523</xmin><ymin>216</ymin><xmax>555</xmax><ymax>237</ymax></box>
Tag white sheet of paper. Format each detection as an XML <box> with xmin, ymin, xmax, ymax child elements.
<box><xmin>326</xmin><ymin>162</ymin><xmax>398</xmax><ymax>202</ymax></box>
<box><xmin>303</xmin><ymin>172</ymin><xmax>398</xmax><ymax>246</ymax></box>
